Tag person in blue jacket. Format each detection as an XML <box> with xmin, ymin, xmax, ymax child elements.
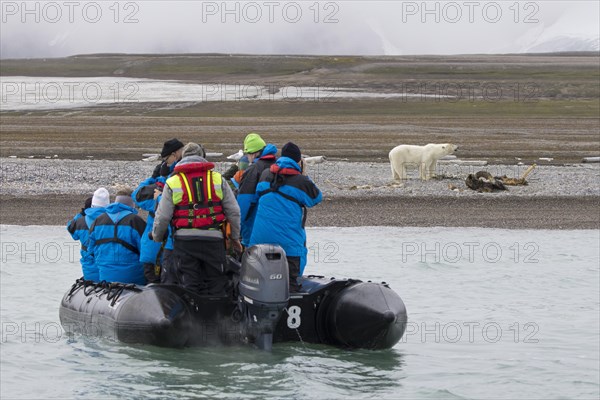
<box><xmin>132</xmin><ymin>176</ymin><xmax>173</xmax><ymax>283</ymax></box>
<box><xmin>66</xmin><ymin>187</ymin><xmax>110</xmax><ymax>281</ymax></box>
<box><xmin>88</xmin><ymin>188</ymin><xmax>146</xmax><ymax>285</ymax></box>
<box><xmin>237</xmin><ymin>133</ymin><xmax>278</xmax><ymax>246</ymax></box>
<box><xmin>249</xmin><ymin>142</ymin><xmax>322</xmax><ymax>292</ymax></box>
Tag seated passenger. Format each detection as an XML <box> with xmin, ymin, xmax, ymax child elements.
<box><xmin>66</xmin><ymin>188</ymin><xmax>110</xmax><ymax>281</ymax></box>
<box><xmin>88</xmin><ymin>188</ymin><xmax>146</xmax><ymax>285</ymax></box>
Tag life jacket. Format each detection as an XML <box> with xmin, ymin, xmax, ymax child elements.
<box><xmin>167</xmin><ymin>162</ymin><xmax>226</xmax><ymax>231</ymax></box>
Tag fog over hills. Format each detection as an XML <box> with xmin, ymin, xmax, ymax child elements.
<box><xmin>1</xmin><ymin>1</ymin><xmax>598</xmax><ymax>57</ymax></box>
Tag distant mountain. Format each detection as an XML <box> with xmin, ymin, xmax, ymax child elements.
<box><xmin>525</xmin><ymin>35</ymin><xmax>599</xmax><ymax>53</ymax></box>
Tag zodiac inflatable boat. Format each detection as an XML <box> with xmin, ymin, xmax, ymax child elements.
<box><xmin>60</xmin><ymin>245</ymin><xmax>407</xmax><ymax>350</ymax></box>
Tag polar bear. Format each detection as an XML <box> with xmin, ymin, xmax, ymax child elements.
<box><xmin>389</xmin><ymin>143</ymin><xmax>458</xmax><ymax>181</ymax></box>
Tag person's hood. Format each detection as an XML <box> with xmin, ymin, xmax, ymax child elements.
<box><xmin>173</xmin><ymin>155</ymin><xmax>215</xmax><ymax>174</ymax></box>
<box><xmin>85</xmin><ymin>207</ymin><xmax>106</xmax><ymax>218</ymax></box>
<box><xmin>276</xmin><ymin>156</ymin><xmax>301</xmax><ymax>171</ymax></box>
<box><xmin>258</xmin><ymin>143</ymin><xmax>278</xmax><ymax>160</ymax></box>
<box><xmin>104</xmin><ymin>202</ymin><xmax>137</xmax><ymax>223</ymax></box>
<box><xmin>270</xmin><ymin>156</ymin><xmax>302</xmax><ymax>175</ymax></box>
<box><xmin>177</xmin><ymin>155</ymin><xmax>208</xmax><ymax>166</ymax></box>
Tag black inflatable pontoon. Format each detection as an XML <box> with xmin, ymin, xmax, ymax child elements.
<box><xmin>60</xmin><ymin>245</ymin><xmax>407</xmax><ymax>350</ymax></box>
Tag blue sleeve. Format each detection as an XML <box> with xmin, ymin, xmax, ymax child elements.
<box><xmin>239</xmin><ymin>192</ymin><xmax>259</xmax><ymax>217</ymax></box>
<box><xmin>255</xmin><ymin>181</ymin><xmax>269</xmax><ymax>194</ymax></box>
<box><xmin>132</xmin><ymin>177</ymin><xmax>159</xmax><ymax>212</ymax></box>
<box><xmin>237</xmin><ymin>165</ymin><xmax>266</xmax><ymax>245</ymax></box>
<box><xmin>281</xmin><ymin>178</ymin><xmax>322</xmax><ymax>209</ymax></box>
<box><xmin>238</xmin><ymin>167</ymin><xmax>260</xmax><ymax>224</ymax></box>
<box><xmin>301</xmin><ymin>180</ymin><xmax>322</xmax><ymax>208</ymax></box>
<box><xmin>87</xmin><ymin>224</ymin><xmax>97</xmax><ymax>260</ymax></box>
<box><xmin>66</xmin><ymin>213</ymin><xmax>82</xmax><ymax>240</ymax></box>
<box><xmin>133</xmin><ymin>223</ymin><xmax>142</xmax><ymax>250</ymax></box>
<box><xmin>237</xmin><ymin>192</ymin><xmax>256</xmax><ymax>242</ymax></box>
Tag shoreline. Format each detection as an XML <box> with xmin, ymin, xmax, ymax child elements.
<box><xmin>1</xmin><ymin>158</ymin><xmax>598</xmax><ymax>230</ymax></box>
<box><xmin>2</xmin><ymin>194</ymin><xmax>598</xmax><ymax>230</ymax></box>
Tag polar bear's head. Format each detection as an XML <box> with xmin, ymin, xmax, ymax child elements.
<box><xmin>440</xmin><ymin>144</ymin><xmax>458</xmax><ymax>155</ymax></box>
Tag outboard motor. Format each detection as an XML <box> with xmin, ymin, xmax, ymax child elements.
<box><xmin>239</xmin><ymin>244</ymin><xmax>289</xmax><ymax>351</ymax></box>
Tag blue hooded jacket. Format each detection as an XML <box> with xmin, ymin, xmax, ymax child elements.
<box><xmin>132</xmin><ymin>176</ymin><xmax>173</xmax><ymax>265</ymax></box>
<box><xmin>87</xmin><ymin>202</ymin><xmax>146</xmax><ymax>285</ymax></box>
<box><xmin>237</xmin><ymin>143</ymin><xmax>278</xmax><ymax>245</ymax></box>
<box><xmin>67</xmin><ymin>206</ymin><xmax>106</xmax><ymax>281</ymax></box>
<box><xmin>249</xmin><ymin>156</ymin><xmax>322</xmax><ymax>275</ymax></box>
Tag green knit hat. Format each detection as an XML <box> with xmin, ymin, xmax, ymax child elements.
<box><xmin>244</xmin><ymin>133</ymin><xmax>266</xmax><ymax>154</ymax></box>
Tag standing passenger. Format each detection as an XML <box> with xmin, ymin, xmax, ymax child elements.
<box><xmin>152</xmin><ymin>143</ymin><xmax>242</xmax><ymax>295</ymax></box>
<box><xmin>237</xmin><ymin>133</ymin><xmax>278</xmax><ymax>246</ymax></box>
<box><xmin>152</xmin><ymin>138</ymin><xmax>185</xmax><ymax>178</ymax></box>
<box><xmin>223</xmin><ymin>154</ymin><xmax>250</xmax><ymax>195</ymax></box>
<box><xmin>132</xmin><ymin>176</ymin><xmax>171</xmax><ymax>284</ymax></box>
<box><xmin>249</xmin><ymin>142</ymin><xmax>322</xmax><ymax>292</ymax></box>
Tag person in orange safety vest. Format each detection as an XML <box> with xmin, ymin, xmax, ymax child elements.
<box><xmin>152</xmin><ymin>143</ymin><xmax>242</xmax><ymax>296</ymax></box>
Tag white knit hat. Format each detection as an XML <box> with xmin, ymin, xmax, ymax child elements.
<box><xmin>91</xmin><ymin>187</ymin><xmax>110</xmax><ymax>207</ymax></box>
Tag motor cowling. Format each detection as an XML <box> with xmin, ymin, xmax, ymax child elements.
<box><xmin>239</xmin><ymin>244</ymin><xmax>289</xmax><ymax>350</ymax></box>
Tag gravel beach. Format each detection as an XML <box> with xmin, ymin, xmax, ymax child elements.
<box><xmin>1</xmin><ymin>54</ymin><xmax>598</xmax><ymax>230</ymax></box>
<box><xmin>1</xmin><ymin>157</ymin><xmax>598</xmax><ymax>229</ymax></box>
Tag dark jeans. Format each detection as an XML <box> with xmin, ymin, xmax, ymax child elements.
<box><xmin>172</xmin><ymin>238</ymin><xmax>229</xmax><ymax>296</ymax></box>
<box><xmin>143</xmin><ymin>262</ymin><xmax>160</xmax><ymax>284</ymax></box>
<box><xmin>287</xmin><ymin>256</ymin><xmax>302</xmax><ymax>292</ymax></box>
<box><xmin>160</xmin><ymin>249</ymin><xmax>176</xmax><ymax>284</ymax></box>
<box><xmin>144</xmin><ymin>248</ymin><xmax>174</xmax><ymax>284</ymax></box>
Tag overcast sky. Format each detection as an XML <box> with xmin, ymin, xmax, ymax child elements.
<box><xmin>1</xmin><ymin>1</ymin><xmax>598</xmax><ymax>58</ymax></box>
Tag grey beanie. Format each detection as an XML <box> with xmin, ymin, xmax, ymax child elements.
<box><xmin>115</xmin><ymin>195</ymin><xmax>135</xmax><ymax>208</ymax></box>
<box><xmin>115</xmin><ymin>187</ymin><xmax>134</xmax><ymax>208</ymax></box>
<box><xmin>182</xmin><ymin>142</ymin><xmax>206</xmax><ymax>158</ymax></box>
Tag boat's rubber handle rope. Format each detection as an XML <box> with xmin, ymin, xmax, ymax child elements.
<box><xmin>68</xmin><ymin>277</ymin><xmax>142</xmax><ymax>306</ymax></box>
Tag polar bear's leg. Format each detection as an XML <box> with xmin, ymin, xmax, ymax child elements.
<box><xmin>397</xmin><ymin>159</ymin><xmax>407</xmax><ymax>180</ymax></box>
<box><xmin>419</xmin><ymin>161</ymin><xmax>426</xmax><ymax>180</ymax></box>
<box><xmin>390</xmin><ymin>159</ymin><xmax>400</xmax><ymax>180</ymax></box>
<box><xmin>391</xmin><ymin>154</ymin><xmax>408</xmax><ymax>181</ymax></box>
<box><xmin>424</xmin><ymin>160</ymin><xmax>436</xmax><ymax>180</ymax></box>
<box><xmin>429</xmin><ymin>160</ymin><xmax>438</xmax><ymax>179</ymax></box>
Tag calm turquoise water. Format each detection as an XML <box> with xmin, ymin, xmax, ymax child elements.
<box><xmin>1</xmin><ymin>225</ymin><xmax>599</xmax><ymax>399</ymax></box>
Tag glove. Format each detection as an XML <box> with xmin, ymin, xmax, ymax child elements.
<box><xmin>159</xmin><ymin>162</ymin><xmax>170</xmax><ymax>177</ymax></box>
<box><xmin>222</xmin><ymin>164</ymin><xmax>239</xmax><ymax>180</ymax></box>
<box><xmin>151</xmin><ymin>163</ymin><xmax>162</xmax><ymax>179</ymax></box>
<box><xmin>230</xmin><ymin>239</ymin><xmax>243</xmax><ymax>255</ymax></box>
